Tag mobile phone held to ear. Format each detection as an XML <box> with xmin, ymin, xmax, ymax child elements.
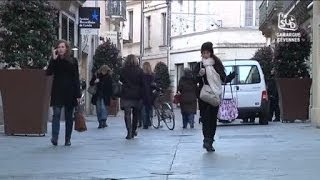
<box><xmin>55</xmin><ymin>49</ymin><xmax>58</xmax><ymax>55</ymax></box>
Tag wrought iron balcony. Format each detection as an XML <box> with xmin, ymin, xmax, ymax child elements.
<box><xmin>259</xmin><ymin>0</ymin><xmax>283</xmax><ymax>37</ymax></box>
<box><xmin>259</xmin><ymin>0</ymin><xmax>268</xmax><ymax>28</ymax></box>
<box><xmin>106</xmin><ymin>0</ymin><xmax>126</xmax><ymax>21</ymax></box>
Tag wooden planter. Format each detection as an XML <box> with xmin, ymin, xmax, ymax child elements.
<box><xmin>276</xmin><ymin>78</ymin><xmax>312</xmax><ymax>122</ymax></box>
<box><xmin>0</xmin><ymin>70</ymin><xmax>52</xmax><ymax>135</ymax></box>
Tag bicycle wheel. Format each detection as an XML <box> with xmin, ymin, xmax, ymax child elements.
<box><xmin>151</xmin><ymin>107</ymin><xmax>160</xmax><ymax>129</ymax></box>
<box><xmin>162</xmin><ymin>103</ymin><xmax>175</xmax><ymax>130</ymax></box>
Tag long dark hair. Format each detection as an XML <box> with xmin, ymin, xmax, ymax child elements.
<box><xmin>124</xmin><ymin>54</ymin><xmax>139</xmax><ymax>68</ymax></box>
<box><xmin>212</xmin><ymin>54</ymin><xmax>224</xmax><ymax>72</ymax></box>
<box><xmin>55</xmin><ymin>39</ymin><xmax>74</xmax><ymax>63</ymax></box>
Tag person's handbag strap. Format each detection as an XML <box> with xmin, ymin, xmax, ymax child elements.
<box><xmin>222</xmin><ymin>82</ymin><xmax>234</xmax><ymax>100</ymax></box>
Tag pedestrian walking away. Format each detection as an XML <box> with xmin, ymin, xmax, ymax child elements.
<box><xmin>141</xmin><ymin>62</ymin><xmax>155</xmax><ymax>129</ymax></box>
<box><xmin>177</xmin><ymin>68</ymin><xmax>197</xmax><ymax>129</ymax></box>
<box><xmin>46</xmin><ymin>39</ymin><xmax>81</xmax><ymax>146</ymax></box>
<box><xmin>120</xmin><ymin>54</ymin><xmax>144</xmax><ymax>139</ymax></box>
<box><xmin>90</xmin><ymin>65</ymin><xmax>113</xmax><ymax>128</ymax></box>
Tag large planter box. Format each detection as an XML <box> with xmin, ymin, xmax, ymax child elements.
<box><xmin>276</xmin><ymin>78</ymin><xmax>312</xmax><ymax>122</ymax></box>
<box><xmin>0</xmin><ymin>70</ymin><xmax>52</xmax><ymax>135</ymax></box>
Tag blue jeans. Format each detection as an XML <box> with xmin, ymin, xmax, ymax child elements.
<box><xmin>52</xmin><ymin>106</ymin><xmax>74</xmax><ymax>139</ymax></box>
<box><xmin>182</xmin><ymin>113</ymin><xmax>195</xmax><ymax>128</ymax></box>
<box><xmin>142</xmin><ymin>105</ymin><xmax>152</xmax><ymax>127</ymax></box>
<box><xmin>96</xmin><ymin>97</ymin><xmax>108</xmax><ymax>122</ymax></box>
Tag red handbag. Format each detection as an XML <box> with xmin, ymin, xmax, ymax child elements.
<box><xmin>173</xmin><ymin>94</ymin><xmax>181</xmax><ymax>104</ymax></box>
<box><xmin>74</xmin><ymin>106</ymin><xmax>87</xmax><ymax>132</ymax></box>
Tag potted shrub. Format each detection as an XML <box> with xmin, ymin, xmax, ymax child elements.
<box><xmin>92</xmin><ymin>39</ymin><xmax>123</xmax><ymax>116</ymax></box>
<box><xmin>0</xmin><ymin>0</ymin><xmax>58</xmax><ymax>135</ymax></box>
<box><xmin>154</xmin><ymin>62</ymin><xmax>173</xmax><ymax>103</ymax></box>
<box><xmin>252</xmin><ymin>46</ymin><xmax>274</xmax><ymax>80</ymax></box>
<box><xmin>273</xmin><ymin>28</ymin><xmax>312</xmax><ymax>122</ymax></box>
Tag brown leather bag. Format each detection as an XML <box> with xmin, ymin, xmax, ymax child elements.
<box><xmin>74</xmin><ymin>111</ymin><xmax>87</xmax><ymax>132</ymax></box>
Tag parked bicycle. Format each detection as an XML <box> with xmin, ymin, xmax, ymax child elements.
<box><xmin>151</xmin><ymin>86</ymin><xmax>175</xmax><ymax>130</ymax></box>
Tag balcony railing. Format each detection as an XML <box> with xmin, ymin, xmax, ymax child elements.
<box><xmin>259</xmin><ymin>0</ymin><xmax>283</xmax><ymax>27</ymax></box>
<box><xmin>259</xmin><ymin>0</ymin><xmax>268</xmax><ymax>27</ymax></box>
<box><xmin>106</xmin><ymin>0</ymin><xmax>126</xmax><ymax>21</ymax></box>
<box><xmin>282</xmin><ymin>0</ymin><xmax>296</xmax><ymax>13</ymax></box>
<box><xmin>266</xmin><ymin>0</ymin><xmax>283</xmax><ymax>18</ymax></box>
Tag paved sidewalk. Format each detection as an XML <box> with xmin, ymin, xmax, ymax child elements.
<box><xmin>1</xmin><ymin>111</ymin><xmax>320</xmax><ymax>180</ymax></box>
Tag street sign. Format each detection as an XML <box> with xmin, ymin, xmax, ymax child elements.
<box><xmin>81</xmin><ymin>28</ymin><xmax>99</xmax><ymax>35</ymax></box>
<box><xmin>79</xmin><ymin>7</ymin><xmax>100</xmax><ymax>28</ymax></box>
<box><xmin>105</xmin><ymin>31</ymin><xmax>118</xmax><ymax>46</ymax></box>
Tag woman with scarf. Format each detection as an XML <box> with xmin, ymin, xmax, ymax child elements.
<box><xmin>194</xmin><ymin>42</ymin><xmax>236</xmax><ymax>152</ymax></box>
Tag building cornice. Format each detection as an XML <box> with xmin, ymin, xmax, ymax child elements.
<box><xmin>127</xmin><ymin>1</ymin><xmax>141</xmax><ymax>6</ymax></box>
<box><xmin>171</xmin><ymin>27</ymin><xmax>260</xmax><ymax>39</ymax></box>
<box><xmin>171</xmin><ymin>43</ymin><xmax>266</xmax><ymax>55</ymax></box>
<box><xmin>143</xmin><ymin>2</ymin><xmax>167</xmax><ymax>13</ymax></box>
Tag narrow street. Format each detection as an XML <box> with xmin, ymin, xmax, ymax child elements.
<box><xmin>0</xmin><ymin>110</ymin><xmax>319</xmax><ymax>180</ymax></box>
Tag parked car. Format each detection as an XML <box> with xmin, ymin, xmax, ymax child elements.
<box><xmin>221</xmin><ymin>59</ymin><xmax>269</xmax><ymax>125</ymax></box>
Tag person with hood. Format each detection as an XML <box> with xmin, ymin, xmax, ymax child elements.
<box><xmin>177</xmin><ymin>68</ymin><xmax>197</xmax><ymax>129</ymax></box>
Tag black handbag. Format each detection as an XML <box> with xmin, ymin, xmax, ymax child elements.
<box><xmin>112</xmin><ymin>81</ymin><xmax>122</xmax><ymax>97</ymax></box>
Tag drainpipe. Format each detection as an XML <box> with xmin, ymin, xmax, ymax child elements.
<box><xmin>166</xmin><ymin>0</ymin><xmax>171</xmax><ymax>72</ymax></box>
<box><xmin>140</xmin><ymin>0</ymin><xmax>145</xmax><ymax>65</ymax></box>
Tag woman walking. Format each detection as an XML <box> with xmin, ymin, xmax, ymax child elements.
<box><xmin>120</xmin><ymin>54</ymin><xmax>144</xmax><ymax>139</ymax></box>
<box><xmin>177</xmin><ymin>68</ymin><xmax>197</xmax><ymax>129</ymax></box>
<box><xmin>195</xmin><ymin>42</ymin><xmax>236</xmax><ymax>152</ymax></box>
<box><xmin>46</xmin><ymin>40</ymin><xmax>81</xmax><ymax>146</ymax></box>
<box><xmin>90</xmin><ymin>65</ymin><xmax>113</xmax><ymax>128</ymax></box>
<box><xmin>141</xmin><ymin>62</ymin><xmax>155</xmax><ymax>129</ymax></box>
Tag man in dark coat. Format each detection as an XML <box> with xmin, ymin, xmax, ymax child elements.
<box><xmin>267</xmin><ymin>69</ymin><xmax>280</xmax><ymax>121</ymax></box>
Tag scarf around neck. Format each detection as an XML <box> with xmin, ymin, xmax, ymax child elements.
<box><xmin>202</xmin><ymin>58</ymin><xmax>222</xmax><ymax>97</ymax></box>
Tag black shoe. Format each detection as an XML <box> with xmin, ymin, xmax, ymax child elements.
<box><xmin>51</xmin><ymin>138</ymin><xmax>58</xmax><ymax>146</ymax></box>
<box><xmin>98</xmin><ymin>121</ymin><xmax>103</xmax><ymax>129</ymax></box>
<box><xmin>273</xmin><ymin>119</ymin><xmax>280</xmax><ymax>122</ymax></box>
<box><xmin>203</xmin><ymin>138</ymin><xmax>215</xmax><ymax>152</ymax></box>
<box><xmin>65</xmin><ymin>139</ymin><xmax>71</xmax><ymax>146</ymax></box>
<box><xmin>102</xmin><ymin>120</ymin><xmax>108</xmax><ymax>128</ymax></box>
<box><xmin>143</xmin><ymin>126</ymin><xmax>148</xmax><ymax>129</ymax></box>
<box><xmin>133</xmin><ymin>131</ymin><xmax>137</xmax><ymax>137</ymax></box>
<box><xmin>126</xmin><ymin>131</ymin><xmax>132</xmax><ymax>140</ymax></box>
<box><xmin>190</xmin><ymin>124</ymin><xmax>194</xmax><ymax>129</ymax></box>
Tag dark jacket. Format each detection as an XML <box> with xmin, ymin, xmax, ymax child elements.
<box><xmin>120</xmin><ymin>66</ymin><xmax>144</xmax><ymax>100</ymax></box>
<box><xmin>90</xmin><ymin>73</ymin><xmax>113</xmax><ymax>106</ymax></box>
<box><xmin>267</xmin><ymin>76</ymin><xmax>279</xmax><ymax>101</ymax></box>
<box><xmin>46</xmin><ymin>57</ymin><xmax>81</xmax><ymax>107</ymax></box>
<box><xmin>178</xmin><ymin>76</ymin><xmax>197</xmax><ymax>114</ymax></box>
<box><xmin>142</xmin><ymin>73</ymin><xmax>155</xmax><ymax>107</ymax></box>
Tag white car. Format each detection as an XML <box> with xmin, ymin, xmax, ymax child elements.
<box><xmin>222</xmin><ymin>59</ymin><xmax>269</xmax><ymax>125</ymax></box>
